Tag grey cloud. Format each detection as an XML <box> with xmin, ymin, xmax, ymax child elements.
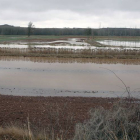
<box><xmin>0</xmin><ymin>0</ymin><xmax>140</xmax><ymax>28</ymax></box>
<box><xmin>1</xmin><ymin>0</ymin><xmax>140</xmax><ymax>13</ymax></box>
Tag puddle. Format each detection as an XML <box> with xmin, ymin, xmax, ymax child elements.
<box><xmin>97</xmin><ymin>40</ymin><xmax>140</xmax><ymax>48</ymax></box>
<box><xmin>0</xmin><ymin>59</ymin><xmax>140</xmax><ymax>98</ymax></box>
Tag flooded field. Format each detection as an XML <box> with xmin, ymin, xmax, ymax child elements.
<box><xmin>0</xmin><ymin>57</ymin><xmax>140</xmax><ymax>98</ymax></box>
<box><xmin>0</xmin><ymin>38</ymin><xmax>90</xmax><ymax>49</ymax></box>
<box><xmin>1</xmin><ymin>38</ymin><xmax>140</xmax><ymax>51</ymax></box>
<box><xmin>98</xmin><ymin>40</ymin><xmax>140</xmax><ymax>48</ymax></box>
<box><xmin>0</xmin><ymin>44</ymin><xmax>92</xmax><ymax>49</ymax></box>
<box><xmin>0</xmin><ymin>36</ymin><xmax>140</xmax><ymax>98</ymax></box>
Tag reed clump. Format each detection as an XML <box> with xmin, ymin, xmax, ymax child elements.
<box><xmin>0</xmin><ymin>125</ymin><xmax>62</xmax><ymax>140</ymax></box>
<box><xmin>0</xmin><ymin>125</ymin><xmax>33</xmax><ymax>140</ymax></box>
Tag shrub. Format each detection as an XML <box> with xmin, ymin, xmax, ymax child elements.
<box><xmin>73</xmin><ymin>100</ymin><xmax>140</xmax><ymax>140</ymax></box>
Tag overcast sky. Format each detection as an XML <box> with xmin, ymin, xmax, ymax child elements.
<box><xmin>0</xmin><ymin>0</ymin><xmax>140</xmax><ymax>28</ymax></box>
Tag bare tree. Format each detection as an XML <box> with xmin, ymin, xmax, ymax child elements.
<box><xmin>27</xmin><ymin>22</ymin><xmax>34</xmax><ymax>37</ymax></box>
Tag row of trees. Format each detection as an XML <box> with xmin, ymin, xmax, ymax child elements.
<box><xmin>1</xmin><ymin>23</ymin><xmax>140</xmax><ymax>36</ymax></box>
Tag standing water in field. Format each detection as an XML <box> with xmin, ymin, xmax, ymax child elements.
<box><xmin>0</xmin><ymin>58</ymin><xmax>140</xmax><ymax>98</ymax></box>
<box><xmin>1</xmin><ymin>38</ymin><xmax>140</xmax><ymax>50</ymax></box>
<box><xmin>0</xmin><ymin>38</ymin><xmax>90</xmax><ymax>49</ymax></box>
<box><xmin>97</xmin><ymin>40</ymin><xmax>140</xmax><ymax>48</ymax></box>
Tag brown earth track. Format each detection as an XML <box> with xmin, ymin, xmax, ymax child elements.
<box><xmin>0</xmin><ymin>95</ymin><xmax>117</xmax><ymax>139</ymax></box>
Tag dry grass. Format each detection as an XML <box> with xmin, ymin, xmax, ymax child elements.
<box><xmin>0</xmin><ymin>104</ymin><xmax>73</xmax><ymax>140</ymax></box>
<box><xmin>0</xmin><ymin>103</ymin><xmax>73</xmax><ymax>140</ymax></box>
<box><xmin>73</xmin><ymin>99</ymin><xmax>140</xmax><ymax>140</ymax></box>
<box><xmin>0</xmin><ymin>125</ymin><xmax>63</xmax><ymax>140</ymax></box>
<box><xmin>0</xmin><ymin>56</ymin><xmax>140</xmax><ymax>65</ymax></box>
<box><xmin>0</xmin><ymin>125</ymin><xmax>32</xmax><ymax>140</ymax></box>
<box><xmin>0</xmin><ymin>47</ymin><xmax>140</xmax><ymax>59</ymax></box>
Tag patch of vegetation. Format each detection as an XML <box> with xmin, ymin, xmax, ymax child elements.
<box><xmin>0</xmin><ymin>35</ymin><xmax>87</xmax><ymax>43</ymax></box>
<box><xmin>73</xmin><ymin>100</ymin><xmax>140</xmax><ymax>140</ymax></box>
<box><xmin>0</xmin><ymin>47</ymin><xmax>140</xmax><ymax>59</ymax></box>
<box><xmin>92</xmin><ymin>36</ymin><xmax>140</xmax><ymax>41</ymax></box>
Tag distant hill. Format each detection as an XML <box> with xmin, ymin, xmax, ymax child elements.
<box><xmin>0</xmin><ymin>24</ymin><xmax>14</xmax><ymax>28</ymax></box>
<box><xmin>0</xmin><ymin>24</ymin><xmax>140</xmax><ymax>36</ymax></box>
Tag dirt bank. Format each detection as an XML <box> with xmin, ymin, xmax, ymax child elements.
<box><xmin>0</xmin><ymin>95</ymin><xmax>118</xmax><ymax>139</ymax></box>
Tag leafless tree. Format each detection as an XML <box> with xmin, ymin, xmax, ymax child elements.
<box><xmin>27</xmin><ymin>22</ymin><xmax>34</xmax><ymax>37</ymax></box>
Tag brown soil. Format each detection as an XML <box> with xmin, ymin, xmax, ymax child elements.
<box><xmin>48</xmin><ymin>42</ymin><xmax>71</xmax><ymax>45</ymax></box>
<box><xmin>0</xmin><ymin>95</ymin><xmax>117</xmax><ymax>139</ymax></box>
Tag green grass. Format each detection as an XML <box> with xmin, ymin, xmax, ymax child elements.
<box><xmin>1</xmin><ymin>35</ymin><xmax>140</xmax><ymax>43</ymax></box>
<box><xmin>0</xmin><ymin>35</ymin><xmax>27</xmax><ymax>42</ymax></box>
<box><xmin>0</xmin><ymin>35</ymin><xmax>87</xmax><ymax>43</ymax></box>
<box><xmin>93</xmin><ymin>36</ymin><xmax>140</xmax><ymax>41</ymax></box>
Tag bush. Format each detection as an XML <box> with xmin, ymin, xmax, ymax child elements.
<box><xmin>73</xmin><ymin>100</ymin><xmax>140</xmax><ymax>140</ymax></box>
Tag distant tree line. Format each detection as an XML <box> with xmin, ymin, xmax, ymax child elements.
<box><xmin>0</xmin><ymin>24</ymin><xmax>140</xmax><ymax>36</ymax></box>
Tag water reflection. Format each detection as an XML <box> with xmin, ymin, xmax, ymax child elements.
<box><xmin>0</xmin><ymin>59</ymin><xmax>140</xmax><ymax>98</ymax></box>
<box><xmin>0</xmin><ymin>56</ymin><xmax>140</xmax><ymax>64</ymax></box>
<box><xmin>1</xmin><ymin>37</ymin><xmax>140</xmax><ymax>50</ymax></box>
<box><xmin>0</xmin><ymin>38</ymin><xmax>90</xmax><ymax>49</ymax></box>
<box><xmin>98</xmin><ymin>40</ymin><xmax>140</xmax><ymax>48</ymax></box>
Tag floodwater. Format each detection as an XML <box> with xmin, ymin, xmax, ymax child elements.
<box><xmin>46</xmin><ymin>38</ymin><xmax>89</xmax><ymax>46</ymax></box>
<box><xmin>1</xmin><ymin>43</ymin><xmax>140</xmax><ymax>50</ymax></box>
<box><xmin>0</xmin><ymin>38</ymin><xmax>90</xmax><ymax>49</ymax></box>
<box><xmin>0</xmin><ymin>58</ymin><xmax>140</xmax><ymax>98</ymax></box>
<box><xmin>98</xmin><ymin>40</ymin><xmax>140</xmax><ymax>48</ymax></box>
<box><xmin>1</xmin><ymin>38</ymin><xmax>140</xmax><ymax>50</ymax></box>
<box><xmin>0</xmin><ymin>44</ymin><xmax>92</xmax><ymax>49</ymax></box>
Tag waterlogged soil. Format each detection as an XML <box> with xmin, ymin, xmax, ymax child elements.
<box><xmin>0</xmin><ymin>58</ymin><xmax>140</xmax><ymax>98</ymax></box>
<box><xmin>0</xmin><ymin>95</ymin><xmax>117</xmax><ymax>139</ymax></box>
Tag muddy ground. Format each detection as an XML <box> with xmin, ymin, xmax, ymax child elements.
<box><xmin>0</xmin><ymin>95</ymin><xmax>118</xmax><ymax>139</ymax></box>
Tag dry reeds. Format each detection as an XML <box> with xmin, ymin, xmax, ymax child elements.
<box><xmin>0</xmin><ymin>56</ymin><xmax>140</xmax><ymax>64</ymax></box>
<box><xmin>0</xmin><ymin>47</ymin><xmax>140</xmax><ymax>59</ymax></box>
<box><xmin>0</xmin><ymin>125</ymin><xmax>32</xmax><ymax>140</ymax></box>
<box><xmin>0</xmin><ymin>125</ymin><xmax>62</xmax><ymax>140</ymax></box>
